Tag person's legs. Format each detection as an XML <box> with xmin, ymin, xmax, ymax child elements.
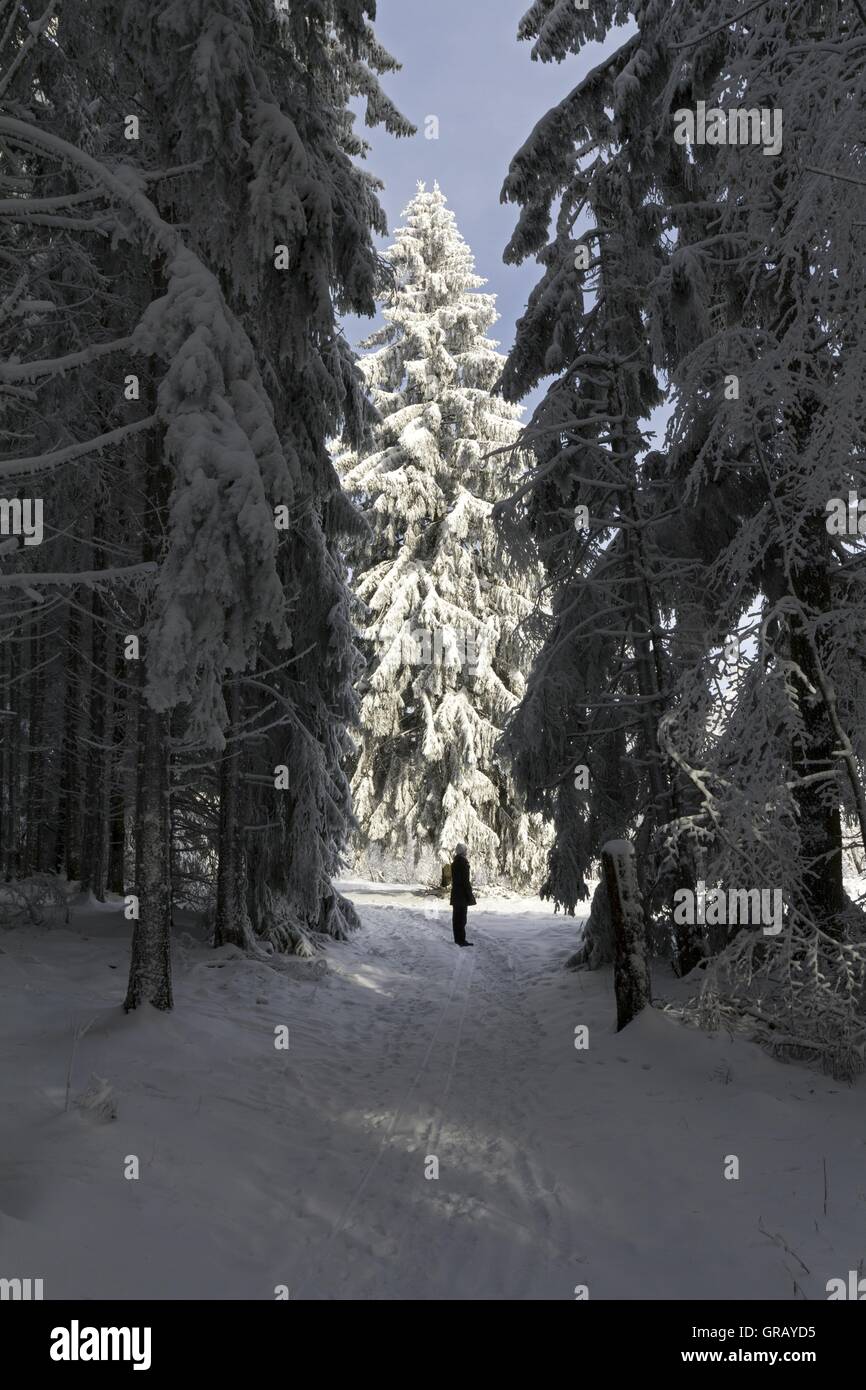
<box><xmin>452</xmin><ymin>901</ymin><xmax>467</xmax><ymax>944</ymax></box>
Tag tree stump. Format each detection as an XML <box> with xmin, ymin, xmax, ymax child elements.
<box><xmin>601</xmin><ymin>839</ymin><xmax>651</xmax><ymax>1031</ymax></box>
<box><xmin>440</xmin><ymin>862</ymin><xmax>452</xmax><ymax>891</ymax></box>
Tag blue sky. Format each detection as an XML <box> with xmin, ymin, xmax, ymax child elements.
<box><xmin>344</xmin><ymin>1</ymin><xmax>614</xmax><ymax>407</ymax></box>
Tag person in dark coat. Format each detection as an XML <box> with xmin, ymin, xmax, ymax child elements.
<box><xmin>449</xmin><ymin>843</ymin><xmax>476</xmax><ymax>946</ymax></box>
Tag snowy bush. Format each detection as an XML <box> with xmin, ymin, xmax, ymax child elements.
<box><xmin>567</xmin><ymin>881</ymin><xmax>613</xmax><ymax>970</ymax></box>
<box><xmin>684</xmin><ymin>914</ymin><xmax>866</xmax><ymax>1083</ymax></box>
<box><xmin>0</xmin><ymin>876</ymin><xmax>69</xmax><ymax>930</ymax></box>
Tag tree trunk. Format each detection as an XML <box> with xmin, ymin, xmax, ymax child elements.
<box><xmin>789</xmin><ymin>517</ymin><xmax>846</xmax><ymax>936</ymax></box>
<box><xmin>124</xmin><ymin>691</ymin><xmax>173</xmax><ymax>1011</ymax></box>
<box><xmin>602</xmin><ymin>839</ymin><xmax>651</xmax><ymax>1030</ymax></box>
<box><xmin>92</xmin><ymin>623</ymin><xmax>116</xmax><ymax>901</ymax></box>
<box><xmin>36</xmin><ymin>599</ymin><xmax>68</xmax><ymax>875</ymax></box>
<box><xmin>0</xmin><ymin>634</ymin><xmax>13</xmax><ymax>879</ymax></box>
<box><xmin>215</xmin><ymin>678</ymin><xmax>255</xmax><ymax>949</ymax></box>
<box><xmin>5</xmin><ymin>637</ymin><xmax>20</xmax><ymax>880</ymax></box>
<box><xmin>618</xmin><ymin>451</ymin><xmax>702</xmax><ymax>975</ymax></box>
<box><xmin>121</xmin><ymin>703</ymin><xmax>139</xmax><ymax>899</ymax></box>
<box><xmin>124</xmin><ymin>353</ymin><xmax>173</xmax><ymax>1010</ymax></box>
<box><xmin>79</xmin><ymin>590</ymin><xmax>102</xmax><ymax>896</ymax></box>
<box><xmin>58</xmin><ymin>604</ymin><xmax>82</xmax><ymax>882</ymax></box>
<box><xmin>21</xmin><ymin>620</ymin><xmax>41</xmax><ymax>877</ymax></box>
<box><xmin>79</xmin><ymin>586</ymin><xmax>115</xmax><ymax>901</ymax></box>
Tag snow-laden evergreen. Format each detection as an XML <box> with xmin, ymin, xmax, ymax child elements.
<box><xmin>500</xmin><ymin>0</ymin><xmax>866</xmax><ymax>1072</ymax></box>
<box><xmin>649</xmin><ymin>0</ymin><xmax>866</xmax><ymax>1072</ymax></box>
<box><xmin>495</xmin><ymin>8</ymin><xmax>704</xmax><ymax>974</ymax></box>
<box><xmin>338</xmin><ymin>184</ymin><xmax>549</xmax><ymax>886</ymax></box>
<box><xmin>0</xmin><ymin>0</ymin><xmax>412</xmax><ymax>996</ymax></box>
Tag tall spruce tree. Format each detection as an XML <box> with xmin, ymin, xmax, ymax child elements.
<box><xmin>496</xmin><ymin>10</ymin><xmax>703</xmax><ymax>970</ymax></box>
<box><xmin>647</xmin><ymin>0</ymin><xmax>866</xmax><ymax>942</ymax></box>
<box><xmin>338</xmin><ymin>184</ymin><xmax>550</xmax><ymax>885</ymax></box>
<box><xmin>0</xmin><ymin>2</ymin><xmax>412</xmax><ymax>1000</ymax></box>
<box><xmin>500</xmin><ymin>0</ymin><xmax>866</xmax><ymax>1065</ymax></box>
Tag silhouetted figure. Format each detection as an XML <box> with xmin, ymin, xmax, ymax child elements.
<box><xmin>450</xmin><ymin>843</ymin><xmax>476</xmax><ymax>945</ymax></box>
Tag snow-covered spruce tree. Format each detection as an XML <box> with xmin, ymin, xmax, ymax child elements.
<box><xmin>217</xmin><ymin>0</ymin><xmax>414</xmax><ymax>950</ymax></box>
<box><xmin>644</xmin><ymin>0</ymin><xmax>866</xmax><ymax>1070</ymax></box>
<box><xmin>0</xmin><ymin>35</ymin><xmax>295</xmax><ymax>1004</ymax></box>
<box><xmin>1</xmin><ymin>2</ymin><xmax>412</xmax><ymax>996</ymax></box>
<box><xmin>338</xmin><ymin>184</ymin><xmax>550</xmax><ymax>886</ymax></box>
<box><xmin>0</xmin><ymin>4</ymin><xmax>162</xmax><ymax>910</ymax></box>
<box><xmin>495</xmin><ymin>14</ymin><xmax>704</xmax><ymax>969</ymax></box>
<box><xmin>500</xmin><ymin>0</ymin><xmax>866</xmax><ymax>1066</ymax></box>
<box><xmin>79</xmin><ymin>0</ymin><xmax>414</xmax><ymax>954</ymax></box>
<box><xmin>647</xmin><ymin>0</ymin><xmax>866</xmax><ymax>936</ymax></box>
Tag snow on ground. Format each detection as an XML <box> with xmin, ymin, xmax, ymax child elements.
<box><xmin>1</xmin><ymin>881</ymin><xmax>863</xmax><ymax>1300</ymax></box>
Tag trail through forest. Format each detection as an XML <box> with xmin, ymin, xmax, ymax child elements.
<box><xmin>0</xmin><ymin>884</ymin><xmax>862</xmax><ymax>1300</ymax></box>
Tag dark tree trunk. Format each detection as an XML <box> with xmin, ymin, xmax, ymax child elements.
<box><xmin>90</xmin><ymin>620</ymin><xmax>115</xmax><ymax>902</ymax></box>
<box><xmin>124</xmin><ymin>353</ymin><xmax>173</xmax><ymax>1009</ymax></box>
<box><xmin>789</xmin><ymin>518</ymin><xmax>846</xmax><ymax>937</ymax></box>
<box><xmin>5</xmin><ymin>637</ymin><xmax>20</xmax><ymax>880</ymax></box>
<box><xmin>79</xmin><ymin>587</ymin><xmax>114</xmax><ymax>901</ymax></box>
<box><xmin>602</xmin><ymin>839</ymin><xmax>651</xmax><ymax>1031</ymax></box>
<box><xmin>124</xmin><ymin>693</ymin><xmax>173</xmax><ymax>1011</ymax></box>
<box><xmin>215</xmin><ymin>678</ymin><xmax>255</xmax><ymax>949</ymax></box>
<box><xmin>618</xmin><ymin>451</ymin><xmax>702</xmax><ymax>976</ymax></box>
<box><xmin>79</xmin><ymin>591</ymin><xmax>102</xmax><ymax>896</ymax></box>
<box><xmin>58</xmin><ymin>604</ymin><xmax>82</xmax><ymax>882</ymax></box>
<box><xmin>0</xmin><ymin>634</ymin><xmax>14</xmax><ymax>879</ymax></box>
<box><xmin>21</xmin><ymin>621</ymin><xmax>41</xmax><ymax>877</ymax></box>
<box><xmin>36</xmin><ymin>601</ymin><xmax>68</xmax><ymax>875</ymax></box>
<box><xmin>118</xmin><ymin>679</ymin><xmax>140</xmax><ymax>899</ymax></box>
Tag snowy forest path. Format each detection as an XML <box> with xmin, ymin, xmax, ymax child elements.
<box><xmin>296</xmin><ymin>894</ymin><xmax>583</xmax><ymax>1299</ymax></box>
<box><xmin>5</xmin><ymin>889</ymin><xmax>859</xmax><ymax>1300</ymax></box>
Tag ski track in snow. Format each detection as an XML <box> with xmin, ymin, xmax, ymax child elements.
<box><xmin>1</xmin><ymin>882</ymin><xmax>864</xmax><ymax>1300</ymax></box>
